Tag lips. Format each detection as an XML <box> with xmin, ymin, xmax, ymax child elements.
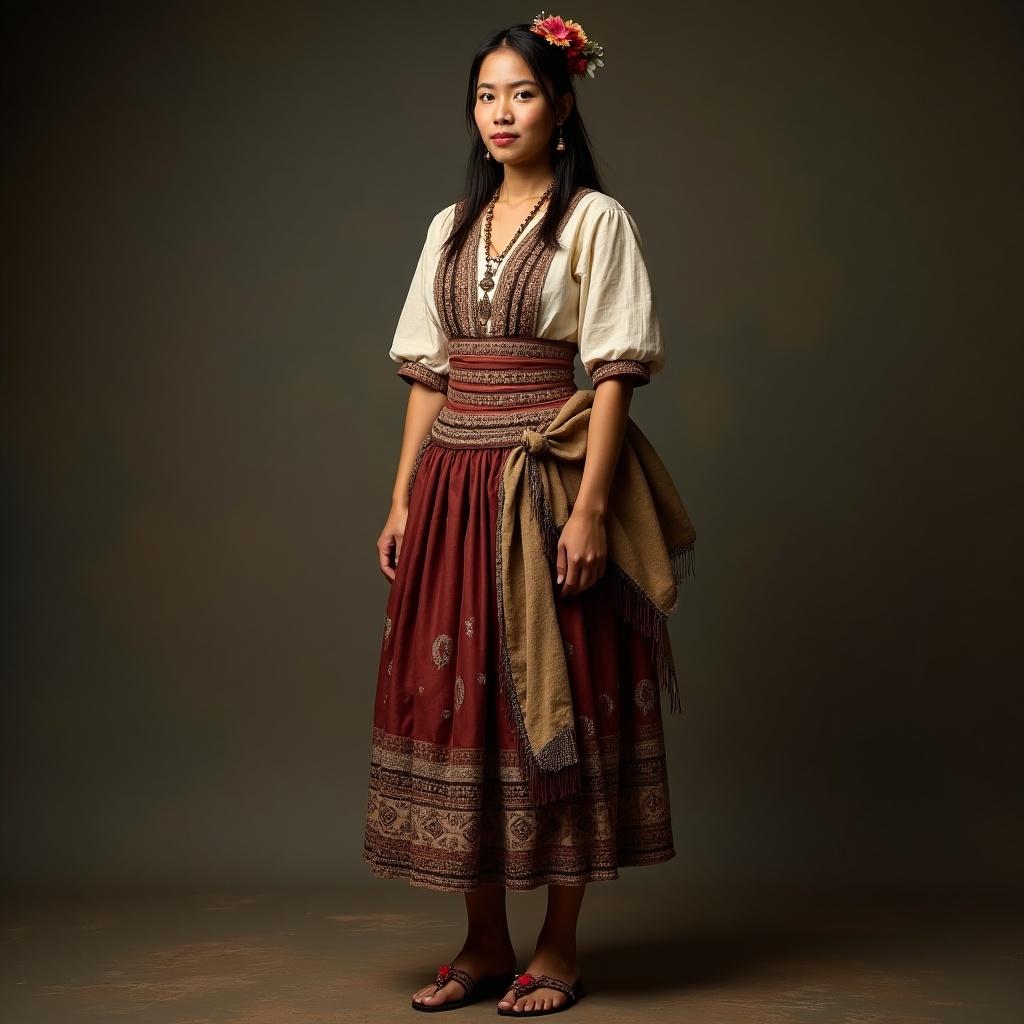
<box><xmin>491</xmin><ymin>133</ymin><xmax>518</xmax><ymax>140</ymax></box>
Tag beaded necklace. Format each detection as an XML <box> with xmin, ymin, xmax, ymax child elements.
<box><xmin>477</xmin><ymin>181</ymin><xmax>555</xmax><ymax>327</ymax></box>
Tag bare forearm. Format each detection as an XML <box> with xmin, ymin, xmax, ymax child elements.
<box><xmin>391</xmin><ymin>383</ymin><xmax>447</xmax><ymax>509</ymax></box>
<box><xmin>574</xmin><ymin>378</ymin><xmax>634</xmax><ymax>517</ymax></box>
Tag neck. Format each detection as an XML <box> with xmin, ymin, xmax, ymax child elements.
<box><xmin>498</xmin><ymin>160</ymin><xmax>556</xmax><ymax>205</ymax></box>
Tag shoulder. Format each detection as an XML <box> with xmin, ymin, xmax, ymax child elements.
<box><xmin>568</xmin><ymin>190</ymin><xmax>644</xmax><ymax>244</ymax></box>
<box><xmin>569</xmin><ymin>191</ymin><xmax>648</xmax><ymax>268</ymax></box>
<box><xmin>575</xmin><ymin>189</ymin><xmax>628</xmax><ymax>216</ymax></box>
<box><xmin>427</xmin><ymin>201</ymin><xmax>459</xmax><ymax>236</ymax></box>
<box><xmin>572</xmin><ymin>189</ymin><xmax>640</xmax><ymax>225</ymax></box>
<box><xmin>408</xmin><ymin>201</ymin><xmax>459</xmax><ymax>257</ymax></box>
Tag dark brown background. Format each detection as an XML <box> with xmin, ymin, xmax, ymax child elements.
<box><xmin>3</xmin><ymin>1</ymin><xmax>1022</xmax><ymax>894</ymax></box>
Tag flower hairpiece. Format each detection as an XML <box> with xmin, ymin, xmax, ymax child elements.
<box><xmin>529</xmin><ymin>11</ymin><xmax>605</xmax><ymax>79</ymax></box>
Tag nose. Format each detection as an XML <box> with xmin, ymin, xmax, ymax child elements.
<box><xmin>493</xmin><ymin>99</ymin><xmax>513</xmax><ymax>124</ymax></box>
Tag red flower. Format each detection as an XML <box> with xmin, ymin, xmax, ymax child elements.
<box><xmin>531</xmin><ymin>14</ymin><xmax>588</xmax><ymax>50</ymax></box>
<box><xmin>438</xmin><ymin>964</ymin><xmax>451</xmax><ymax>976</ymax></box>
<box><xmin>530</xmin><ymin>11</ymin><xmax>604</xmax><ymax>80</ymax></box>
<box><xmin>516</xmin><ymin>972</ymin><xmax>534</xmax><ymax>986</ymax></box>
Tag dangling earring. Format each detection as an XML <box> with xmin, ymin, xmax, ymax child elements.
<box><xmin>555</xmin><ymin>123</ymin><xmax>565</xmax><ymax>152</ymax></box>
<box><xmin>484</xmin><ymin>140</ymin><xmax>491</xmax><ymax>160</ymax></box>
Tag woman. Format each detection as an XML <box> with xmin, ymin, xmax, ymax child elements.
<box><xmin>363</xmin><ymin>12</ymin><xmax>696</xmax><ymax>1017</ymax></box>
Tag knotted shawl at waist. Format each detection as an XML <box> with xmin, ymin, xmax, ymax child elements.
<box><xmin>495</xmin><ymin>388</ymin><xmax>697</xmax><ymax>805</ymax></box>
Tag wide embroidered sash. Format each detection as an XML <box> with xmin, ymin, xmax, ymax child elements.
<box><xmin>430</xmin><ymin>336</ymin><xmax>579</xmax><ymax>449</ymax></box>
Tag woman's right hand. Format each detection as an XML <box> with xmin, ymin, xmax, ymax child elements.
<box><xmin>377</xmin><ymin>503</ymin><xmax>409</xmax><ymax>582</ymax></box>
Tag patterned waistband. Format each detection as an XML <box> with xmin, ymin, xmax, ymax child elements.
<box><xmin>432</xmin><ymin>336</ymin><xmax>576</xmax><ymax>449</ymax></box>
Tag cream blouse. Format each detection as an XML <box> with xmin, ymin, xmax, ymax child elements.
<box><xmin>388</xmin><ymin>189</ymin><xmax>666</xmax><ymax>389</ymax></box>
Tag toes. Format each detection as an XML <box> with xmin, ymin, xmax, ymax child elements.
<box><xmin>415</xmin><ymin>982</ymin><xmax>448</xmax><ymax>1005</ymax></box>
<box><xmin>498</xmin><ymin>985</ymin><xmax>570</xmax><ymax>1013</ymax></box>
<box><xmin>515</xmin><ymin>991</ymin><xmax>563</xmax><ymax>1012</ymax></box>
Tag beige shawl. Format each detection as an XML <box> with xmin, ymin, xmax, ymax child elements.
<box><xmin>495</xmin><ymin>388</ymin><xmax>696</xmax><ymax>804</ymax></box>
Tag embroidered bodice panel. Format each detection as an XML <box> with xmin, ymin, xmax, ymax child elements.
<box><xmin>389</xmin><ymin>187</ymin><xmax>666</xmax><ymax>386</ymax></box>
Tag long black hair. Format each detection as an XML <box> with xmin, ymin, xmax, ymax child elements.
<box><xmin>440</xmin><ymin>23</ymin><xmax>607</xmax><ymax>262</ymax></box>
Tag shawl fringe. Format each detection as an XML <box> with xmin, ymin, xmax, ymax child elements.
<box><xmin>495</xmin><ymin>465</ymin><xmax>585</xmax><ymax>804</ymax></box>
<box><xmin>496</xmin><ymin>645</ymin><xmax>584</xmax><ymax>804</ymax></box>
<box><xmin>495</xmin><ymin>414</ymin><xmax>697</xmax><ymax>805</ymax></box>
<box><xmin>531</xmin><ymin>446</ymin><xmax>696</xmax><ymax>715</ymax></box>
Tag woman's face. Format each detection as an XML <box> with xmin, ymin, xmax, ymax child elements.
<box><xmin>474</xmin><ymin>48</ymin><xmax>566</xmax><ymax>169</ymax></box>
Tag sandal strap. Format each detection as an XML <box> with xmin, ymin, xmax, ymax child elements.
<box><xmin>510</xmin><ymin>973</ymin><xmax>577</xmax><ymax>1000</ymax></box>
<box><xmin>433</xmin><ymin>961</ymin><xmax>475</xmax><ymax>996</ymax></box>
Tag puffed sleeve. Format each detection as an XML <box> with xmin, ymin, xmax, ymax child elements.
<box><xmin>574</xmin><ymin>204</ymin><xmax>666</xmax><ymax>387</ymax></box>
<box><xmin>388</xmin><ymin>206</ymin><xmax>452</xmax><ymax>393</ymax></box>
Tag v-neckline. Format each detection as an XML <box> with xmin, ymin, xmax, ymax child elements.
<box><xmin>480</xmin><ymin>204</ymin><xmax>547</xmax><ymax>263</ymax></box>
<box><xmin>435</xmin><ymin>185</ymin><xmax>590</xmax><ymax>341</ymax></box>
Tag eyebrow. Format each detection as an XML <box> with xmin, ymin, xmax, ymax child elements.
<box><xmin>477</xmin><ymin>80</ymin><xmax>537</xmax><ymax>89</ymax></box>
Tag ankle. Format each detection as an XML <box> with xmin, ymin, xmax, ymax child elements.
<box><xmin>463</xmin><ymin>929</ymin><xmax>514</xmax><ymax>953</ymax></box>
<box><xmin>533</xmin><ymin>932</ymin><xmax>577</xmax><ymax>959</ymax></box>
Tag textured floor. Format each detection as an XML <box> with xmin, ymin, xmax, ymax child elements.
<box><xmin>2</xmin><ymin>880</ymin><xmax>1021</xmax><ymax>1023</ymax></box>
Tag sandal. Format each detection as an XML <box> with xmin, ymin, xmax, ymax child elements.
<box><xmin>496</xmin><ymin>971</ymin><xmax>587</xmax><ymax>1016</ymax></box>
<box><xmin>412</xmin><ymin>960</ymin><xmax>514</xmax><ymax>1013</ymax></box>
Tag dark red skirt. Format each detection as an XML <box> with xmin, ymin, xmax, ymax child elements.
<box><xmin>362</xmin><ymin>337</ymin><xmax>676</xmax><ymax>893</ymax></box>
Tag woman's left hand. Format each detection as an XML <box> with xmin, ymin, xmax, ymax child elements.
<box><xmin>556</xmin><ymin>507</ymin><xmax>607</xmax><ymax>597</ymax></box>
